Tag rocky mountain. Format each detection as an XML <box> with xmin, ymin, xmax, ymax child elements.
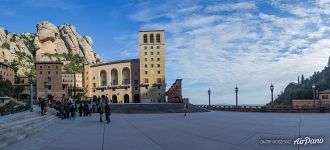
<box><xmin>0</xmin><ymin>21</ymin><xmax>102</xmax><ymax>76</ymax></box>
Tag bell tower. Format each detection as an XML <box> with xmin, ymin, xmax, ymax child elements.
<box><xmin>139</xmin><ymin>30</ymin><xmax>166</xmax><ymax>103</ymax></box>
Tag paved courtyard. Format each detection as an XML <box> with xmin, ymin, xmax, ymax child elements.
<box><xmin>4</xmin><ymin>111</ymin><xmax>330</xmax><ymax>150</ymax></box>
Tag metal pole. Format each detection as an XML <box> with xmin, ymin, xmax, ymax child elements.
<box><xmin>313</xmin><ymin>88</ymin><xmax>315</xmax><ymax>109</ymax></box>
<box><xmin>235</xmin><ymin>91</ymin><xmax>238</xmax><ymax>107</ymax></box>
<box><xmin>74</xmin><ymin>73</ymin><xmax>76</xmax><ymax>99</ymax></box>
<box><xmin>29</xmin><ymin>78</ymin><xmax>33</xmax><ymax>112</ymax></box>
<box><xmin>271</xmin><ymin>90</ymin><xmax>273</xmax><ymax>103</ymax></box>
<box><xmin>208</xmin><ymin>88</ymin><xmax>211</xmax><ymax>107</ymax></box>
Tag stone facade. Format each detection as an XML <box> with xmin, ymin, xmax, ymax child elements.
<box><xmin>0</xmin><ymin>62</ymin><xmax>15</xmax><ymax>84</ymax></box>
<box><xmin>83</xmin><ymin>59</ymin><xmax>140</xmax><ymax>103</ymax></box>
<box><xmin>139</xmin><ymin>30</ymin><xmax>166</xmax><ymax>103</ymax></box>
<box><xmin>82</xmin><ymin>30</ymin><xmax>167</xmax><ymax>103</ymax></box>
<box><xmin>62</xmin><ymin>73</ymin><xmax>83</xmax><ymax>98</ymax></box>
<box><xmin>166</xmin><ymin>79</ymin><xmax>183</xmax><ymax>103</ymax></box>
<box><xmin>35</xmin><ymin>62</ymin><xmax>64</xmax><ymax>100</ymax></box>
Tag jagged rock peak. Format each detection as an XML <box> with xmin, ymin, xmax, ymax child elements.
<box><xmin>35</xmin><ymin>21</ymin><xmax>98</xmax><ymax>64</ymax></box>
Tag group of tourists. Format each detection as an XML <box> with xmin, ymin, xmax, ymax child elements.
<box><xmin>38</xmin><ymin>94</ymin><xmax>112</xmax><ymax>124</ymax></box>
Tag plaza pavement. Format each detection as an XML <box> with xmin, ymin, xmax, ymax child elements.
<box><xmin>3</xmin><ymin>111</ymin><xmax>330</xmax><ymax>150</ymax></box>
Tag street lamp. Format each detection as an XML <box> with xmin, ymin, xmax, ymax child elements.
<box><xmin>270</xmin><ymin>83</ymin><xmax>274</xmax><ymax>103</ymax></box>
<box><xmin>28</xmin><ymin>77</ymin><xmax>33</xmax><ymax>112</ymax></box>
<box><xmin>235</xmin><ymin>85</ymin><xmax>238</xmax><ymax>107</ymax></box>
<box><xmin>312</xmin><ymin>83</ymin><xmax>316</xmax><ymax>109</ymax></box>
<box><xmin>44</xmin><ymin>80</ymin><xmax>49</xmax><ymax>107</ymax></box>
<box><xmin>208</xmin><ymin>88</ymin><xmax>211</xmax><ymax>107</ymax></box>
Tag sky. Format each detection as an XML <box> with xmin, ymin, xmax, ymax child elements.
<box><xmin>1</xmin><ymin>0</ymin><xmax>330</xmax><ymax>105</ymax></box>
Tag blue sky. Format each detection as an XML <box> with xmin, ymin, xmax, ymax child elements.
<box><xmin>1</xmin><ymin>0</ymin><xmax>330</xmax><ymax>105</ymax></box>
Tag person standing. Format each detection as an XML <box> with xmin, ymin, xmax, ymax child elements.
<box><xmin>40</xmin><ymin>99</ymin><xmax>46</xmax><ymax>116</ymax></box>
<box><xmin>78</xmin><ymin>104</ymin><xmax>83</xmax><ymax>117</ymax></box>
<box><xmin>98</xmin><ymin>102</ymin><xmax>104</xmax><ymax>122</ymax></box>
<box><xmin>70</xmin><ymin>103</ymin><xmax>76</xmax><ymax>119</ymax></box>
<box><xmin>184</xmin><ymin>102</ymin><xmax>188</xmax><ymax>116</ymax></box>
<box><xmin>105</xmin><ymin>102</ymin><xmax>111</xmax><ymax>124</ymax></box>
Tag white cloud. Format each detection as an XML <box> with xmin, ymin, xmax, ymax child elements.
<box><xmin>128</xmin><ymin>1</ymin><xmax>330</xmax><ymax>105</ymax></box>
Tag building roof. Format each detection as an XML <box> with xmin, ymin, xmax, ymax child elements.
<box><xmin>292</xmin><ymin>99</ymin><xmax>314</xmax><ymax>101</ymax></box>
<box><xmin>34</xmin><ymin>61</ymin><xmax>63</xmax><ymax>64</ymax></box>
<box><xmin>319</xmin><ymin>90</ymin><xmax>330</xmax><ymax>94</ymax></box>
<box><xmin>90</xmin><ymin>59</ymin><xmax>139</xmax><ymax>67</ymax></box>
<box><xmin>0</xmin><ymin>62</ymin><xmax>13</xmax><ymax>69</ymax></box>
<box><xmin>139</xmin><ymin>30</ymin><xmax>164</xmax><ymax>32</ymax></box>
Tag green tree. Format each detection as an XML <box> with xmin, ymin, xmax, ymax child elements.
<box><xmin>12</xmin><ymin>85</ymin><xmax>24</xmax><ymax>100</ymax></box>
<box><xmin>0</xmin><ymin>75</ymin><xmax>13</xmax><ymax>97</ymax></box>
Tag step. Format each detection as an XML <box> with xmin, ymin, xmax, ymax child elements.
<box><xmin>0</xmin><ymin>115</ymin><xmax>57</xmax><ymax>149</ymax></box>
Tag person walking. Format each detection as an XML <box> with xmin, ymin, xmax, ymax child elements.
<box><xmin>84</xmin><ymin>103</ymin><xmax>89</xmax><ymax>117</ymax></box>
<box><xmin>184</xmin><ymin>102</ymin><xmax>188</xmax><ymax>116</ymax></box>
<box><xmin>105</xmin><ymin>102</ymin><xmax>111</xmax><ymax>124</ymax></box>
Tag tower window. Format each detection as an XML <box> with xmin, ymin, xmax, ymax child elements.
<box><xmin>144</xmin><ymin>46</ymin><xmax>147</xmax><ymax>49</ymax></box>
<box><xmin>48</xmin><ymin>71</ymin><xmax>50</xmax><ymax>74</ymax></box>
<box><xmin>143</xmin><ymin>34</ymin><xmax>147</xmax><ymax>43</ymax></box>
<box><xmin>151</xmin><ymin>64</ymin><xmax>154</xmax><ymax>68</ymax></box>
<box><xmin>145</xmin><ymin>52</ymin><xmax>147</xmax><ymax>55</ymax></box>
<box><xmin>158</xmin><ymin>71</ymin><xmax>160</xmax><ymax>74</ymax></box>
<box><xmin>150</xmin><ymin>34</ymin><xmax>154</xmax><ymax>43</ymax></box>
<box><xmin>151</xmin><ymin>58</ymin><xmax>154</xmax><ymax>61</ymax></box>
<box><xmin>145</xmin><ymin>58</ymin><xmax>147</xmax><ymax>62</ymax></box>
<box><xmin>40</xmin><ymin>66</ymin><xmax>42</xmax><ymax>69</ymax></box>
<box><xmin>40</xmin><ymin>71</ymin><xmax>42</xmax><ymax>74</ymax></box>
<box><xmin>151</xmin><ymin>52</ymin><xmax>153</xmax><ymax>55</ymax></box>
<box><xmin>157</xmin><ymin>58</ymin><xmax>160</xmax><ymax>61</ymax></box>
<box><xmin>145</xmin><ymin>71</ymin><xmax>148</xmax><ymax>74</ymax></box>
<box><xmin>157</xmin><ymin>46</ymin><xmax>160</xmax><ymax>49</ymax></box>
<box><xmin>157</xmin><ymin>52</ymin><xmax>160</xmax><ymax>55</ymax></box>
<box><xmin>151</xmin><ymin>46</ymin><xmax>153</xmax><ymax>49</ymax></box>
<box><xmin>156</xmin><ymin>34</ymin><xmax>161</xmax><ymax>43</ymax></box>
<box><xmin>144</xmin><ymin>78</ymin><xmax>148</xmax><ymax>83</ymax></box>
<box><xmin>145</xmin><ymin>64</ymin><xmax>147</xmax><ymax>68</ymax></box>
<box><xmin>157</xmin><ymin>64</ymin><xmax>160</xmax><ymax>67</ymax></box>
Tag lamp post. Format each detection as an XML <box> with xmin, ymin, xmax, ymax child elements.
<box><xmin>270</xmin><ymin>83</ymin><xmax>274</xmax><ymax>103</ymax></box>
<box><xmin>312</xmin><ymin>83</ymin><xmax>316</xmax><ymax>109</ymax></box>
<box><xmin>44</xmin><ymin>81</ymin><xmax>49</xmax><ymax>107</ymax></box>
<box><xmin>28</xmin><ymin>78</ymin><xmax>33</xmax><ymax>112</ymax></box>
<box><xmin>235</xmin><ymin>85</ymin><xmax>238</xmax><ymax>107</ymax></box>
<box><xmin>208</xmin><ymin>88</ymin><xmax>211</xmax><ymax>107</ymax></box>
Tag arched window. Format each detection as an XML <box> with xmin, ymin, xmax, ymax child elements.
<box><xmin>122</xmin><ymin>67</ymin><xmax>130</xmax><ymax>85</ymax></box>
<box><xmin>150</xmin><ymin>34</ymin><xmax>154</xmax><ymax>43</ymax></box>
<box><xmin>100</xmin><ymin>70</ymin><xmax>107</xmax><ymax>86</ymax></box>
<box><xmin>143</xmin><ymin>34</ymin><xmax>147</xmax><ymax>43</ymax></box>
<box><xmin>156</xmin><ymin>34</ymin><xmax>161</xmax><ymax>43</ymax></box>
<box><xmin>111</xmin><ymin>69</ymin><xmax>118</xmax><ymax>85</ymax></box>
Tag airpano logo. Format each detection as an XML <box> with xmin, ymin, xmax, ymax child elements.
<box><xmin>293</xmin><ymin>137</ymin><xmax>324</xmax><ymax>146</ymax></box>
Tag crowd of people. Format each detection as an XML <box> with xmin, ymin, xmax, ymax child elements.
<box><xmin>38</xmin><ymin>95</ymin><xmax>112</xmax><ymax>124</ymax></box>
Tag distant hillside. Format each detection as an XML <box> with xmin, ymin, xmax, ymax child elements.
<box><xmin>271</xmin><ymin>66</ymin><xmax>330</xmax><ymax>106</ymax></box>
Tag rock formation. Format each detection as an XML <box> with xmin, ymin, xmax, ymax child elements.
<box><xmin>35</xmin><ymin>21</ymin><xmax>98</xmax><ymax>64</ymax></box>
<box><xmin>0</xmin><ymin>21</ymin><xmax>102</xmax><ymax>76</ymax></box>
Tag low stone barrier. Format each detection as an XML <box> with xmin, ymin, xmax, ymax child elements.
<box><xmin>197</xmin><ymin>105</ymin><xmax>329</xmax><ymax>113</ymax></box>
<box><xmin>109</xmin><ymin>103</ymin><xmax>209</xmax><ymax>113</ymax></box>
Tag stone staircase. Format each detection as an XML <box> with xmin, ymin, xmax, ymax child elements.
<box><xmin>109</xmin><ymin>103</ymin><xmax>209</xmax><ymax>113</ymax></box>
<box><xmin>0</xmin><ymin>107</ymin><xmax>58</xmax><ymax>149</ymax></box>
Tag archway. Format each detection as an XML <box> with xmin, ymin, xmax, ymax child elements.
<box><xmin>124</xmin><ymin>94</ymin><xmax>129</xmax><ymax>103</ymax></box>
<box><xmin>133</xmin><ymin>94</ymin><xmax>140</xmax><ymax>103</ymax></box>
<box><xmin>111</xmin><ymin>69</ymin><xmax>118</xmax><ymax>85</ymax></box>
<box><xmin>100</xmin><ymin>70</ymin><xmax>107</xmax><ymax>86</ymax></box>
<box><xmin>122</xmin><ymin>68</ymin><xmax>130</xmax><ymax>85</ymax></box>
<box><xmin>112</xmin><ymin>94</ymin><xmax>117</xmax><ymax>103</ymax></box>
